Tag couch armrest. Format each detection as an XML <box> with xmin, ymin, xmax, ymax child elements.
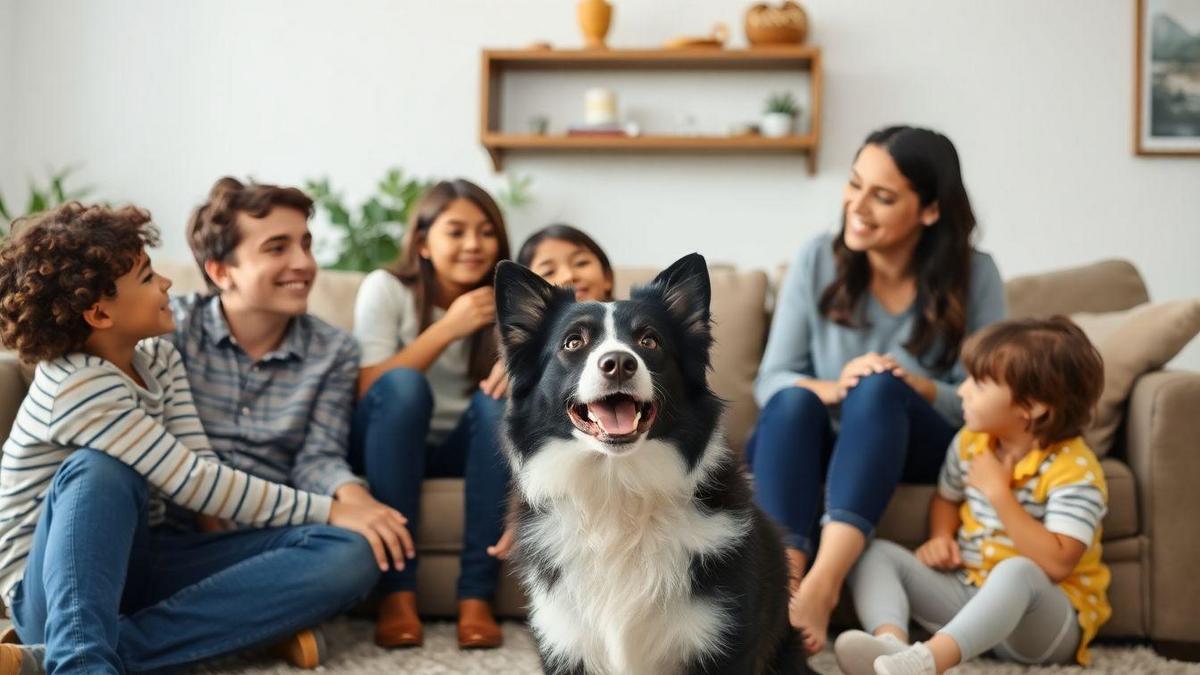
<box><xmin>1126</xmin><ymin>369</ymin><xmax>1200</xmax><ymax>643</ymax></box>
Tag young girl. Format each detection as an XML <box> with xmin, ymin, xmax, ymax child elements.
<box><xmin>351</xmin><ymin>179</ymin><xmax>512</xmax><ymax>650</ymax></box>
<box><xmin>484</xmin><ymin>224</ymin><xmax>616</xmax><ymax>560</ymax></box>
<box><xmin>749</xmin><ymin>125</ymin><xmax>1006</xmax><ymax>653</ymax></box>
<box><xmin>836</xmin><ymin>316</ymin><xmax>1109</xmax><ymax>675</ymax></box>
<box><xmin>516</xmin><ymin>224</ymin><xmax>614</xmax><ymax>302</ymax></box>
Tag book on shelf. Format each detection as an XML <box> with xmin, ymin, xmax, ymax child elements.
<box><xmin>566</xmin><ymin>122</ymin><xmax>630</xmax><ymax>137</ymax></box>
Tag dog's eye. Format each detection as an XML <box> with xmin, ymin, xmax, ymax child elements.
<box><xmin>638</xmin><ymin>334</ymin><xmax>659</xmax><ymax>350</ymax></box>
<box><xmin>563</xmin><ymin>334</ymin><xmax>585</xmax><ymax>352</ymax></box>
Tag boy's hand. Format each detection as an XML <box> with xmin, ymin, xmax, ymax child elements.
<box><xmin>967</xmin><ymin>450</ymin><xmax>1016</xmax><ymax>501</ymax></box>
<box><xmin>329</xmin><ymin>500</ymin><xmax>416</xmax><ymax>572</ymax></box>
<box><xmin>915</xmin><ymin>536</ymin><xmax>962</xmax><ymax>570</ymax></box>
<box><xmin>195</xmin><ymin>513</ymin><xmax>235</xmax><ymax>533</ymax></box>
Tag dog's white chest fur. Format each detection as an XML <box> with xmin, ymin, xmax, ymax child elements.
<box><xmin>517</xmin><ymin>437</ymin><xmax>745</xmax><ymax>675</ymax></box>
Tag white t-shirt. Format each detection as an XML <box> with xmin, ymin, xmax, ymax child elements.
<box><xmin>353</xmin><ymin>269</ymin><xmax>472</xmax><ymax>442</ymax></box>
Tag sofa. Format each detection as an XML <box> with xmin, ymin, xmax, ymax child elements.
<box><xmin>1</xmin><ymin>257</ymin><xmax>1196</xmax><ymax>657</ymax></box>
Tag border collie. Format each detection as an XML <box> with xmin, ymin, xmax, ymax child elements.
<box><xmin>494</xmin><ymin>254</ymin><xmax>809</xmax><ymax>675</ymax></box>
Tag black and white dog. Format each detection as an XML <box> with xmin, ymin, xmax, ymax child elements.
<box><xmin>494</xmin><ymin>254</ymin><xmax>810</xmax><ymax>675</ymax></box>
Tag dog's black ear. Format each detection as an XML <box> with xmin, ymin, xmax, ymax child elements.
<box><xmin>633</xmin><ymin>253</ymin><xmax>713</xmax><ymax>384</ymax></box>
<box><xmin>636</xmin><ymin>253</ymin><xmax>712</xmax><ymax>343</ymax></box>
<box><xmin>494</xmin><ymin>261</ymin><xmax>573</xmax><ymax>391</ymax></box>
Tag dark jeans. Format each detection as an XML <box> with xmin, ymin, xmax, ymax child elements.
<box><xmin>747</xmin><ymin>373</ymin><xmax>956</xmax><ymax>557</ymax></box>
<box><xmin>350</xmin><ymin>368</ymin><xmax>509</xmax><ymax>600</ymax></box>
<box><xmin>10</xmin><ymin>449</ymin><xmax>379</xmax><ymax>674</ymax></box>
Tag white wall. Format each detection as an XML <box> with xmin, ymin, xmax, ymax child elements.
<box><xmin>0</xmin><ymin>0</ymin><xmax>16</xmax><ymax>200</ymax></box>
<box><xmin>6</xmin><ymin>0</ymin><xmax>1200</xmax><ymax>366</ymax></box>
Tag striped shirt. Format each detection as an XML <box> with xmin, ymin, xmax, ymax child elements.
<box><xmin>0</xmin><ymin>339</ymin><xmax>332</xmax><ymax>599</ymax></box>
<box><xmin>166</xmin><ymin>293</ymin><xmax>364</xmax><ymax>496</ymax></box>
<box><xmin>938</xmin><ymin>429</ymin><xmax>1111</xmax><ymax>665</ymax></box>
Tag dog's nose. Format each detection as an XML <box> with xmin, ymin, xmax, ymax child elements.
<box><xmin>598</xmin><ymin>351</ymin><xmax>638</xmax><ymax>382</ymax></box>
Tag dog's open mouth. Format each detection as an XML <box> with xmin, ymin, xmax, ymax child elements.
<box><xmin>567</xmin><ymin>393</ymin><xmax>657</xmax><ymax>444</ymax></box>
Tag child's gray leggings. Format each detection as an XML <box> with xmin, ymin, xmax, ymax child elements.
<box><xmin>848</xmin><ymin>539</ymin><xmax>1081</xmax><ymax>665</ymax></box>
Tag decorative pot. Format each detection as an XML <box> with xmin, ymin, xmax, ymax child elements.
<box><xmin>578</xmin><ymin>0</ymin><xmax>613</xmax><ymax>49</ymax></box>
<box><xmin>761</xmin><ymin>112</ymin><xmax>795</xmax><ymax>137</ymax></box>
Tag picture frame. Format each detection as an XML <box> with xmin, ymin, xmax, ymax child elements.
<box><xmin>1134</xmin><ymin>0</ymin><xmax>1200</xmax><ymax>155</ymax></box>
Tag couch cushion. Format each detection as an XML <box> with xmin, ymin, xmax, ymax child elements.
<box><xmin>874</xmin><ymin>458</ymin><xmax>1139</xmax><ymax>548</ymax></box>
<box><xmin>1073</xmin><ymin>300</ymin><xmax>1200</xmax><ymax>456</ymax></box>
<box><xmin>1004</xmin><ymin>259</ymin><xmax>1148</xmax><ymax>319</ymax></box>
<box><xmin>614</xmin><ymin>265</ymin><xmax>769</xmax><ymax>455</ymax></box>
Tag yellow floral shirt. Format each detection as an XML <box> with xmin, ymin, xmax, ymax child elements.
<box><xmin>937</xmin><ymin>429</ymin><xmax>1111</xmax><ymax>665</ymax></box>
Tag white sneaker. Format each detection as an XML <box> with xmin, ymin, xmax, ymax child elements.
<box><xmin>874</xmin><ymin>642</ymin><xmax>937</xmax><ymax>675</ymax></box>
<box><xmin>834</xmin><ymin>630</ymin><xmax>908</xmax><ymax>675</ymax></box>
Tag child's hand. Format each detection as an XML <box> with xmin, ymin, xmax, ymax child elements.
<box><xmin>915</xmin><ymin>536</ymin><xmax>962</xmax><ymax>570</ymax></box>
<box><xmin>329</xmin><ymin>500</ymin><xmax>416</xmax><ymax>572</ymax></box>
<box><xmin>487</xmin><ymin>524</ymin><xmax>515</xmax><ymax>560</ymax></box>
<box><xmin>967</xmin><ymin>450</ymin><xmax>1016</xmax><ymax>501</ymax></box>
<box><xmin>195</xmin><ymin>513</ymin><xmax>235</xmax><ymax>533</ymax></box>
<box><xmin>480</xmin><ymin>360</ymin><xmax>510</xmax><ymax>400</ymax></box>
<box><xmin>442</xmin><ymin>287</ymin><xmax>496</xmax><ymax>339</ymax></box>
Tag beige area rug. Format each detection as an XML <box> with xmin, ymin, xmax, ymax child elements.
<box><xmin>190</xmin><ymin>618</ymin><xmax>1200</xmax><ymax>674</ymax></box>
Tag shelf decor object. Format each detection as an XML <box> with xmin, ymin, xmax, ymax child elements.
<box><xmin>479</xmin><ymin>46</ymin><xmax>823</xmax><ymax>173</ymax></box>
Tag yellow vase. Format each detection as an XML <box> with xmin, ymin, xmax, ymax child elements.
<box><xmin>578</xmin><ymin>0</ymin><xmax>613</xmax><ymax>49</ymax></box>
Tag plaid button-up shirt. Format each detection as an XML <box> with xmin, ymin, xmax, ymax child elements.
<box><xmin>166</xmin><ymin>293</ymin><xmax>365</xmax><ymax>496</ymax></box>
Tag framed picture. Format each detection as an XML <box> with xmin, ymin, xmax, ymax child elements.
<box><xmin>1135</xmin><ymin>0</ymin><xmax>1200</xmax><ymax>155</ymax></box>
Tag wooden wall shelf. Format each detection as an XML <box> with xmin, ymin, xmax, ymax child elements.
<box><xmin>479</xmin><ymin>47</ymin><xmax>822</xmax><ymax>173</ymax></box>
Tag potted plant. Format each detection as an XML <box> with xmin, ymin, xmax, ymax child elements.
<box><xmin>1</xmin><ymin>167</ymin><xmax>94</xmax><ymax>239</ymax></box>
<box><xmin>761</xmin><ymin>91</ymin><xmax>800</xmax><ymax>138</ymax></box>
<box><xmin>305</xmin><ymin>168</ymin><xmax>535</xmax><ymax>272</ymax></box>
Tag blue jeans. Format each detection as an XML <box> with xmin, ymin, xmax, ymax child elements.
<box><xmin>350</xmin><ymin>368</ymin><xmax>509</xmax><ymax>600</ymax></box>
<box><xmin>9</xmin><ymin>448</ymin><xmax>380</xmax><ymax>674</ymax></box>
<box><xmin>747</xmin><ymin>373</ymin><xmax>956</xmax><ymax>556</ymax></box>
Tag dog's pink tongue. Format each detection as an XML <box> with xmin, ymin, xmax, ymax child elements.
<box><xmin>589</xmin><ymin>399</ymin><xmax>638</xmax><ymax>435</ymax></box>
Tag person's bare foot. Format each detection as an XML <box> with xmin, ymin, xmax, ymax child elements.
<box><xmin>789</xmin><ymin>575</ymin><xmax>839</xmax><ymax>655</ymax></box>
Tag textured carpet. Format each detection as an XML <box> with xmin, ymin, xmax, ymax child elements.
<box><xmin>190</xmin><ymin>618</ymin><xmax>1200</xmax><ymax>674</ymax></box>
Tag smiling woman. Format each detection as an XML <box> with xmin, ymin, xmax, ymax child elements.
<box><xmin>747</xmin><ymin>125</ymin><xmax>1008</xmax><ymax>656</ymax></box>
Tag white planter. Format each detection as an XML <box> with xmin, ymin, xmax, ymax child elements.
<box><xmin>761</xmin><ymin>112</ymin><xmax>795</xmax><ymax>138</ymax></box>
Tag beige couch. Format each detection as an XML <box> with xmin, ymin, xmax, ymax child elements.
<box><xmin>1</xmin><ymin>258</ymin><xmax>1197</xmax><ymax>657</ymax></box>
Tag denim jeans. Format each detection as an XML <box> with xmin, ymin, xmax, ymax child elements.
<box><xmin>9</xmin><ymin>448</ymin><xmax>380</xmax><ymax>674</ymax></box>
<box><xmin>349</xmin><ymin>368</ymin><xmax>509</xmax><ymax>600</ymax></box>
<box><xmin>747</xmin><ymin>373</ymin><xmax>956</xmax><ymax>556</ymax></box>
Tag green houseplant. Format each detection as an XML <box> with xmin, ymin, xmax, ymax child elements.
<box><xmin>761</xmin><ymin>91</ymin><xmax>801</xmax><ymax>138</ymax></box>
<box><xmin>306</xmin><ymin>169</ymin><xmax>534</xmax><ymax>273</ymax></box>
<box><xmin>0</xmin><ymin>167</ymin><xmax>94</xmax><ymax>238</ymax></box>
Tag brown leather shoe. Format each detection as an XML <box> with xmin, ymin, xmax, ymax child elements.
<box><xmin>457</xmin><ymin>598</ymin><xmax>503</xmax><ymax>649</ymax></box>
<box><xmin>376</xmin><ymin>590</ymin><xmax>423</xmax><ymax>648</ymax></box>
<box><xmin>269</xmin><ymin>628</ymin><xmax>325</xmax><ymax>669</ymax></box>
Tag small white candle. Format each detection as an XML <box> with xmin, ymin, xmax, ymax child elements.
<box><xmin>585</xmin><ymin>88</ymin><xmax>617</xmax><ymax>125</ymax></box>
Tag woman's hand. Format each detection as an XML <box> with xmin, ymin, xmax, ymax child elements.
<box><xmin>480</xmin><ymin>360</ymin><xmax>510</xmax><ymax>400</ymax></box>
<box><xmin>795</xmin><ymin>379</ymin><xmax>844</xmax><ymax>405</ymax></box>
<box><xmin>837</xmin><ymin>352</ymin><xmax>902</xmax><ymax>397</ymax></box>
<box><xmin>329</xmin><ymin>500</ymin><xmax>416</xmax><ymax>572</ymax></box>
<box><xmin>440</xmin><ymin>287</ymin><xmax>496</xmax><ymax>339</ymax></box>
